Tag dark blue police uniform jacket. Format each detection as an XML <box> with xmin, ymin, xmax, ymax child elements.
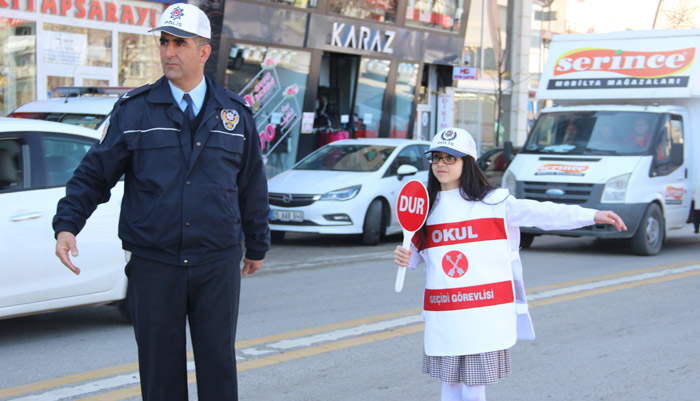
<box><xmin>53</xmin><ymin>76</ymin><xmax>270</xmax><ymax>266</ymax></box>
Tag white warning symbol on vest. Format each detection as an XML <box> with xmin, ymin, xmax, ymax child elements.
<box><xmin>442</xmin><ymin>250</ymin><xmax>468</xmax><ymax>278</ymax></box>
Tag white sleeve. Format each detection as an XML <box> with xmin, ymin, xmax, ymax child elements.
<box><xmin>505</xmin><ymin>195</ymin><xmax>596</xmax><ymax>230</ymax></box>
<box><xmin>407</xmin><ymin>242</ymin><xmax>424</xmax><ymax>270</ymax></box>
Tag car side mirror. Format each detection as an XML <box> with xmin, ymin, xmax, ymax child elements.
<box><xmin>396</xmin><ymin>164</ymin><xmax>419</xmax><ymax>180</ymax></box>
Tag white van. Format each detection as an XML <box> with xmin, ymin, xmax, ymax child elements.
<box><xmin>8</xmin><ymin>87</ymin><xmax>130</xmax><ymax>131</ymax></box>
<box><xmin>503</xmin><ymin>29</ymin><xmax>700</xmax><ymax>255</ymax></box>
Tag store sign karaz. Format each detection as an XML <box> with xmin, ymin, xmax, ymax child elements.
<box><xmin>1</xmin><ymin>0</ymin><xmax>159</xmax><ymax>27</ymax></box>
<box><xmin>330</xmin><ymin>22</ymin><xmax>395</xmax><ymax>54</ymax></box>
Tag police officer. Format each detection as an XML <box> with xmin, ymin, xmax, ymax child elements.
<box><xmin>53</xmin><ymin>3</ymin><xmax>269</xmax><ymax>400</ymax></box>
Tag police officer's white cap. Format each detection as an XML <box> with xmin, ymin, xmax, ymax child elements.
<box><xmin>150</xmin><ymin>3</ymin><xmax>211</xmax><ymax>39</ymax></box>
<box><xmin>428</xmin><ymin>128</ymin><xmax>478</xmax><ymax>159</ymax></box>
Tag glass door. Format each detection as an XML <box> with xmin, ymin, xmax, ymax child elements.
<box><xmin>316</xmin><ymin>52</ymin><xmax>359</xmax><ymax>142</ymax></box>
<box><xmin>353</xmin><ymin>58</ymin><xmax>390</xmax><ymax>138</ymax></box>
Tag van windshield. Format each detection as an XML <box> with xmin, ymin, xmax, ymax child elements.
<box><xmin>523</xmin><ymin>111</ymin><xmax>662</xmax><ymax>156</ymax></box>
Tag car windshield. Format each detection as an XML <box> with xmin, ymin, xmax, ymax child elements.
<box><xmin>294</xmin><ymin>144</ymin><xmax>395</xmax><ymax>172</ymax></box>
<box><xmin>9</xmin><ymin>112</ymin><xmax>106</xmax><ymax>129</ymax></box>
<box><xmin>523</xmin><ymin>111</ymin><xmax>662</xmax><ymax>156</ymax></box>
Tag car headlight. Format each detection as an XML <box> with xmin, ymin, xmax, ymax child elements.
<box><xmin>601</xmin><ymin>173</ymin><xmax>630</xmax><ymax>203</ymax></box>
<box><xmin>503</xmin><ymin>170</ymin><xmax>517</xmax><ymax>195</ymax></box>
<box><xmin>320</xmin><ymin>185</ymin><xmax>361</xmax><ymax>201</ymax></box>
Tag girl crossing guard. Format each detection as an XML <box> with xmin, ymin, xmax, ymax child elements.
<box><xmin>394</xmin><ymin>127</ymin><xmax>626</xmax><ymax>401</ymax></box>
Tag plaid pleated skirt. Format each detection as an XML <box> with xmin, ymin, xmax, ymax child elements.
<box><xmin>422</xmin><ymin>349</ymin><xmax>511</xmax><ymax>385</ymax></box>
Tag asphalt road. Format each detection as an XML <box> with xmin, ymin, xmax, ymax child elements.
<box><xmin>1</xmin><ymin>226</ymin><xmax>699</xmax><ymax>400</ymax></box>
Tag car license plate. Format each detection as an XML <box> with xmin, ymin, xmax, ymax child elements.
<box><xmin>271</xmin><ymin>210</ymin><xmax>304</xmax><ymax>222</ymax></box>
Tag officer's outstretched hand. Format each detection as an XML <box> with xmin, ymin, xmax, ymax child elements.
<box><xmin>594</xmin><ymin>210</ymin><xmax>627</xmax><ymax>232</ymax></box>
<box><xmin>56</xmin><ymin>231</ymin><xmax>80</xmax><ymax>275</ymax></box>
<box><xmin>242</xmin><ymin>258</ymin><xmax>263</xmax><ymax>275</ymax></box>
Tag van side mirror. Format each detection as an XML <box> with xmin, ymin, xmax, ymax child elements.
<box><xmin>670</xmin><ymin>143</ymin><xmax>683</xmax><ymax>165</ymax></box>
<box><xmin>503</xmin><ymin>141</ymin><xmax>514</xmax><ymax>163</ymax></box>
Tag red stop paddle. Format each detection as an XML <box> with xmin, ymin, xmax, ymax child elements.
<box><xmin>395</xmin><ymin>180</ymin><xmax>429</xmax><ymax>292</ymax></box>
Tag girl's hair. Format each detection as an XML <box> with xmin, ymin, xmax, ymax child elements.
<box><xmin>414</xmin><ymin>155</ymin><xmax>496</xmax><ymax>250</ymax></box>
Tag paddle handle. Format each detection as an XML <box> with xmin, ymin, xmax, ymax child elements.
<box><xmin>394</xmin><ymin>229</ymin><xmax>413</xmax><ymax>292</ymax></box>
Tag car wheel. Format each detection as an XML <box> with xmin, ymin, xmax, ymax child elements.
<box><xmin>631</xmin><ymin>203</ymin><xmax>664</xmax><ymax>256</ymax></box>
<box><xmin>271</xmin><ymin>230</ymin><xmax>285</xmax><ymax>242</ymax></box>
<box><xmin>520</xmin><ymin>232</ymin><xmax>535</xmax><ymax>249</ymax></box>
<box><xmin>361</xmin><ymin>200</ymin><xmax>383</xmax><ymax>245</ymax></box>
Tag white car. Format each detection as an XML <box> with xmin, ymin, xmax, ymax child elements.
<box><xmin>8</xmin><ymin>87</ymin><xmax>129</xmax><ymax>131</ymax></box>
<box><xmin>0</xmin><ymin>118</ymin><xmax>126</xmax><ymax>320</ymax></box>
<box><xmin>268</xmin><ymin>138</ymin><xmax>431</xmax><ymax>244</ymax></box>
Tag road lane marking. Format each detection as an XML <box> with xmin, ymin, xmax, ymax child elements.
<box><xmin>0</xmin><ymin>309</ymin><xmax>421</xmax><ymax>400</ymax></box>
<box><xmin>259</xmin><ymin>250</ymin><xmax>393</xmax><ymax>273</ymax></box>
<box><xmin>267</xmin><ymin>315</ymin><xmax>423</xmax><ymax>350</ymax></box>
<box><xmin>0</xmin><ymin>363</ymin><xmax>138</xmax><ymax>400</ymax></box>
<box><xmin>3</xmin><ymin>260</ymin><xmax>699</xmax><ymax>400</ymax></box>
<box><xmin>527</xmin><ymin>263</ymin><xmax>700</xmax><ymax>301</ymax></box>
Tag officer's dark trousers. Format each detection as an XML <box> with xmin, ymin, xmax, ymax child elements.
<box><xmin>126</xmin><ymin>249</ymin><xmax>242</xmax><ymax>401</ymax></box>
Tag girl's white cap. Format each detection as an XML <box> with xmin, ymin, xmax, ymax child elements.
<box><xmin>150</xmin><ymin>3</ymin><xmax>211</xmax><ymax>39</ymax></box>
<box><xmin>428</xmin><ymin>128</ymin><xmax>478</xmax><ymax>159</ymax></box>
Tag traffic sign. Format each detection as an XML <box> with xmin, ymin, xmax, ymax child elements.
<box><xmin>395</xmin><ymin>180</ymin><xmax>429</xmax><ymax>292</ymax></box>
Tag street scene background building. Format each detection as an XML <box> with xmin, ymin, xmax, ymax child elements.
<box><xmin>1</xmin><ymin>0</ymin><xmax>696</xmax><ymax>177</ymax></box>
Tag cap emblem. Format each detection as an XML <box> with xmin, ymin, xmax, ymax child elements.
<box><xmin>441</xmin><ymin>129</ymin><xmax>457</xmax><ymax>141</ymax></box>
<box><xmin>170</xmin><ymin>6</ymin><xmax>184</xmax><ymax>20</ymax></box>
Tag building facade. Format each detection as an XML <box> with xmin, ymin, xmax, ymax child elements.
<box><xmin>1</xmin><ymin>0</ymin><xmax>537</xmax><ymax>177</ymax></box>
<box><xmin>0</xmin><ymin>0</ymin><xmax>165</xmax><ymax>114</ymax></box>
<box><xmin>212</xmin><ymin>0</ymin><xmax>469</xmax><ymax>177</ymax></box>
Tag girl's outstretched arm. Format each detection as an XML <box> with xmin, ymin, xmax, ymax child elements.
<box><xmin>594</xmin><ymin>210</ymin><xmax>627</xmax><ymax>232</ymax></box>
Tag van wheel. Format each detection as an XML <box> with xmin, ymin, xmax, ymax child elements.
<box><xmin>361</xmin><ymin>200</ymin><xmax>383</xmax><ymax>245</ymax></box>
<box><xmin>631</xmin><ymin>203</ymin><xmax>664</xmax><ymax>256</ymax></box>
<box><xmin>520</xmin><ymin>233</ymin><xmax>535</xmax><ymax>249</ymax></box>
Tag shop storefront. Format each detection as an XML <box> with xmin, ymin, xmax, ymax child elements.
<box><xmin>2</xmin><ymin>0</ymin><xmax>469</xmax><ymax>178</ymax></box>
<box><xmin>0</xmin><ymin>0</ymin><xmax>166</xmax><ymax>116</ymax></box>
<box><xmin>214</xmin><ymin>0</ymin><xmax>468</xmax><ymax>177</ymax></box>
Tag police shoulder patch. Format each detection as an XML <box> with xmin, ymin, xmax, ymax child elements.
<box><xmin>221</xmin><ymin>109</ymin><xmax>240</xmax><ymax>131</ymax></box>
<box><xmin>100</xmin><ymin>115</ymin><xmax>111</xmax><ymax>144</ymax></box>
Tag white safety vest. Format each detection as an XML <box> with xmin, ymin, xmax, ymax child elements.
<box><xmin>417</xmin><ymin>189</ymin><xmax>518</xmax><ymax>356</ymax></box>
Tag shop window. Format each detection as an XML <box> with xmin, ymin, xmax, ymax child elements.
<box><xmin>454</xmin><ymin>92</ymin><xmax>497</xmax><ymax>152</ymax></box>
<box><xmin>43</xmin><ymin>24</ymin><xmax>112</xmax><ymax>67</ymax></box>
<box><xmin>224</xmin><ymin>44</ymin><xmax>311</xmax><ymax>177</ymax></box>
<box><xmin>354</xmin><ymin>58</ymin><xmax>389</xmax><ymax>138</ymax></box>
<box><xmin>118</xmin><ymin>33</ymin><xmax>161</xmax><ymax>87</ymax></box>
<box><xmin>390</xmin><ymin>62</ymin><xmax>419</xmax><ymax>138</ymax></box>
<box><xmin>253</xmin><ymin>0</ymin><xmax>318</xmax><ymax>8</ymax></box>
<box><xmin>329</xmin><ymin>0</ymin><xmax>397</xmax><ymax>23</ymax></box>
<box><xmin>405</xmin><ymin>0</ymin><xmax>464</xmax><ymax>32</ymax></box>
<box><xmin>463</xmin><ymin>0</ymin><xmax>508</xmax><ymax>77</ymax></box>
<box><xmin>0</xmin><ymin>19</ymin><xmax>36</xmax><ymax>116</ymax></box>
